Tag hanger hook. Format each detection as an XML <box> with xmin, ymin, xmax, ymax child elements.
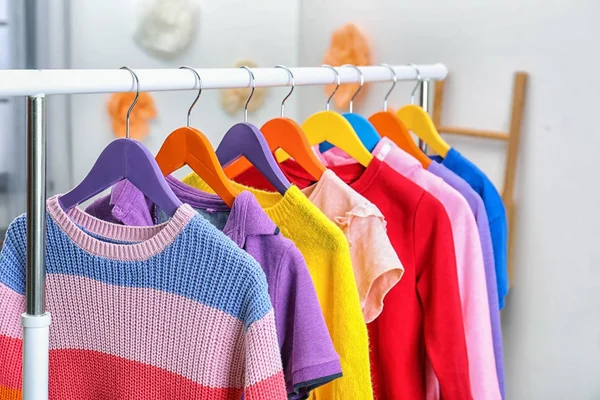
<box><xmin>380</xmin><ymin>63</ymin><xmax>397</xmax><ymax>111</ymax></box>
<box><xmin>119</xmin><ymin>66</ymin><xmax>140</xmax><ymax>139</ymax></box>
<box><xmin>179</xmin><ymin>66</ymin><xmax>202</xmax><ymax>127</ymax></box>
<box><xmin>408</xmin><ymin>63</ymin><xmax>423</xmax><ymax>105</ymax></box>
<box><xmin>240</xmin><ymin>65</ymin><xmax>255</xmax><ymax>123</ymax></box>
<box><xmin>275</xmin><ymin>65</ymin><xmax>295</xmax><ymax>118</ymax></box>
<box><xmin>322</xmin><ymin>64</ymin><xmax>340</xmax><ymax>111</ymax></box>
<box><xmin>342</xmin><ymin>64</ymin><xmax>364</xmax><ymax>113</ymax></box>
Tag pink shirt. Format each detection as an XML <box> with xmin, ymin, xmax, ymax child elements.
<box><xmin>301</xmin><ymin>169</ymin><xmax>404</xmax><ymax>323</ymax></box>
<box><xmin>320</xmin><ymin>138</ymin><xmax>500</xmax><ymax>400</ymax></box>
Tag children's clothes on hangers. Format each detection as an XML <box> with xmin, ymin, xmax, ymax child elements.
<box><xmin>283</xmin><ymin>156</ymin><xmax>473</xmax><ymax>400</ymax></box>
<box><xmin>182</xmin><ymin>174</ymin><xmax>374</xmax><ymax>400</ymax></box>
<box><xmin>431</xmin><ymin>149</ymin><xmax>509</xmax><ymax>309</ymax></box>
<box><xmin>8</xmin><ymin>64</ymin><xmax>454</xmax><ymax>400</ymax></box>
<box><xmin>84</xmin><ymin>180</ymin><xmax>343</xmax><ymax>399</ymax></box>
<box><xmin>427</xmin><ymin>161</ymin><xmax>505</xmax><ymax>399</ymax></box>
<box><xmin>233</xmin><ymin>165</ymin><xmax>404</xmax><ymax>323</ymax></box>
<box><xmin>327</xmin><ymin>138</ymin><xmax>500</xmax><ymax>400</ymax></box>
<box><xmin>0</xmin><ymin>196</ymin><xmax>287</xmax><ymax>399</ymax></box>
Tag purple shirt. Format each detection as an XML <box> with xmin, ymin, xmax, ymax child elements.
<box><xmin>85</xmin><ymin>177</ymin><xmax>342</xmax><ymax>399</ymax></box>
<box><xmin>427</xmin><ymin>161</ymin><xmax>505</xmax><ymax>399</ymax></box>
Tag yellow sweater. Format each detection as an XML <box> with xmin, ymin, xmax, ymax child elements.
<box><xmin>183</xmin><ymin>173</ymin><xmax>373</xmax><ymax>400</ymax></box>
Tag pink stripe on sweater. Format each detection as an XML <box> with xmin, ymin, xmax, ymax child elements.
<box><xmin>46</xmin><ymin>274</ymin><xmax>281</xmax><ymax>388</ymax></box>
<box><xmin>0</xmin><ymin>282</ymin><xmax>24</xmax><ymax>339</ymax></box>
<box><xmin>245</xmin><ymin>310</ymin><xmax>284</xmax><ymax>387</ymax></box>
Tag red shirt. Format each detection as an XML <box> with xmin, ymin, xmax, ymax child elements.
<box><xmin>235</xmin><ymin>159</ymin><xmax>472</xmax><ymax>400</ymax></box>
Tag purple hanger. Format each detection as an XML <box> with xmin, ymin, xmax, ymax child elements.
<box><xmin>216</xmin><ymin>122</ymin><xmax>291</xmax><ymax>194</ymax></box>
<box><xmin>215</xmin><ymin>65</ymin><xmax>290</xmax><ymax>194</ymax></box>
<box><xmin>60</xmin><ymin>67</ymin><xmax>181</xmax><ymax>216</ymax></box>
<box><xmin>58</xmin><ymin>138</ymin><xmax>182</xmax><ymax>216</ymax></box>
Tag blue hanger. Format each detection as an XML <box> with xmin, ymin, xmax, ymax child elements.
<box><xmin>319</xmin><ymin>64</ymin><xmax>380</xmax><ymax>153</ymax></box>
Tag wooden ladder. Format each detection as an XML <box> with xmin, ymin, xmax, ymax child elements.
<box><xmin>431</xmin><ymin>71</ymin><xmax>528</xmax><ymax>286</ymax></box>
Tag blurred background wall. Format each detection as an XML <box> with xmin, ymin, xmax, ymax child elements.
<box><xmin>3</xmin><ymin>0</ymin><xmax>600</xmax><ymax>398</ymax></box>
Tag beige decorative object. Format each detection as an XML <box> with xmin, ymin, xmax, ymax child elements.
<box><xmin>323</xmin><ymin>24</ymin><xmax>372</xmax><ymax>110</ymax></box>
<box><xmin>221</xmin><ymin>60</ymin><xmax>268</xmax><ymax>116</ymax></box>
<box><xmin>134</xmin><ymin>0</ymin><xmax>199</xmax><ymax>60</ymax></box>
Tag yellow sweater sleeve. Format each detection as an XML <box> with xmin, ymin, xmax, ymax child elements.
<box><xmin>182</xmin><ymin>173</ymin><xmax>373</xmax><ymax>400</ymax></box>
<box><xmin>300</xmin><ymin>227</ymin><xmax>374</xmax><ymax>400</ymax></box>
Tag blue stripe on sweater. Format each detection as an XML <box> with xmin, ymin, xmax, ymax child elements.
<box><xmin>0</xmin><ymin>214</ymin><xmax>272</xmax><ymax>328</ymax></box>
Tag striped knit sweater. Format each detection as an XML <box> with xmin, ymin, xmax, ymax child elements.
<box><xmin>0</xmin><ymin>195</ymin><xmax>286</xmax><ymax>399</ymax></box>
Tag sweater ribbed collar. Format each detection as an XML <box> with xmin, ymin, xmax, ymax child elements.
<box><xmin>47</xmin><ymin>195</ymin><xmax>196</xmax><ymax>261</ymax></box>
<box><xmin>181</xmin><ymin>172</ymin><xmax>312</xmax><ymax>226</ymax></box>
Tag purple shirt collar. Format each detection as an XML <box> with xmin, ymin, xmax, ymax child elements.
<box><xmin>108</xmin><ymin>179</ymin><xmax>154</xmax><ymax>226</ymax></box>
<box><xmin>106</xmin><ymin>177</ymin><xmax>277</xmax><ymax>249</ymax></box>
<box><xmin>164</xmin><ymin>176</ymin><xmax>277</xmax><ymax>248</ymax></box>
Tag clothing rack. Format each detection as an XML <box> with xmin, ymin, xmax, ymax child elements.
<box><xmin>0</xmin><ymin>63</ymin><xmax>447</xmax><ymax>400</ymax></box>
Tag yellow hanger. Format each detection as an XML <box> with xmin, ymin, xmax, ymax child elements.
<box><xmin>395</xmin><ymin>64</ymin><xmax>450</xmax><ymax>158</ymax></box>
<box><xmin>277</xmin><ymin>65</ymin><xmax>373</xmax><ymax>167</ymax></box>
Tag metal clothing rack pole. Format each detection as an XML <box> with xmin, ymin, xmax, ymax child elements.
<box><xmin>0</xmin><ymin>64</ymin><xmax>448</xmax><ymax>96</ymax></box>
<box><xmin>418</xmin><ymin>80</ymin><xmax>431</xmax><ymax>152</ymax></box>
<box><xmin>9</xmin><ymin>64</ymin><xmax>448</xmax><ymax>400</ymax></box>
<box><xmin>23</xmin><ymin>95</ymin><xmax>51</xmax><ymax>400</ymax></box>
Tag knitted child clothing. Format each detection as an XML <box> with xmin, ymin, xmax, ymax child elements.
<box><xmin>0</xmin><ymin>195</ymin><xmax>286</xmax><ymax>399</ymax></box>
<box><xmin>85</xmin><ymin>180</ymin><xmax>343</xmax><ymax>399</ymax></box>
<box><xmin>181</xmin><ymin>177</ymin><xmax>374</xmax><ymax>400</ymax></box>
<box><xmin>231</xmin><ymin>168</ymin><xmax>404</xmax><ymax>324</ymax></box>
<box><xmin>87</xmin><ymin>172</ymin><xmax>404</xmax><ymax>324</ymax></box>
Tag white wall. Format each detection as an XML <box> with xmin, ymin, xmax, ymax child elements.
<box><xmin>299</xmin><ymin>1</ymin><xmax>600</xmax><ymax>399</ymax></box>
<box><xmin>68</xmin><ymin>0</ymin><xmax>300</xmax><ymax>188</ymax></box>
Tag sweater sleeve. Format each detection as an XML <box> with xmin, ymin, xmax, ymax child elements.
<box><xmin>0</xmin><ymin>216</ymin><xmax>27</xmax><ymax>397</ymax></box>
<box><xmin>244</xmin><ymin>308</ymin><xmax>287</xmax><ymax>399</ymax></box>
<box><xmin>413</xmin><ymin>194</ymin><xmax>472</xmax><ymax>400</ymax></box>
<box><xmin>311</xmin><ymin>238</ymin><xmax>374</xmax><ymax>400</ymax></box>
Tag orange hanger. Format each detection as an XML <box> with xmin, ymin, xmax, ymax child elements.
<box><xmin>155</xmin><ymin>67</ymin><xmax>238</xmax><ymax>207</ymax></box>
<box><xmin>225</xmin><ymin>65</ymin><xmax>326</xmax><ymax>180</ymax></box>
<box><xmin>369</xmin><ymin>64</ymin><xmax>431</xmax><ymax>167</ymax></box>
<box><xmin>369</xmin><ymin>113</ymin><xmax>431</xmax><ymax>167</ymax></box>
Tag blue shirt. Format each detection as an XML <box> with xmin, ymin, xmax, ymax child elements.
<box><xmin>431</xmin><ymin>148</ymin><xmax>509</xmax><ymax>309</ymax></box>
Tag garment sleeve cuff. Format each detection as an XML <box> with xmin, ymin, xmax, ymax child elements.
<box><xmin>289</xmin><ymin>359</ymin><xmax>343</xmax><ymax>399</ymax></box>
